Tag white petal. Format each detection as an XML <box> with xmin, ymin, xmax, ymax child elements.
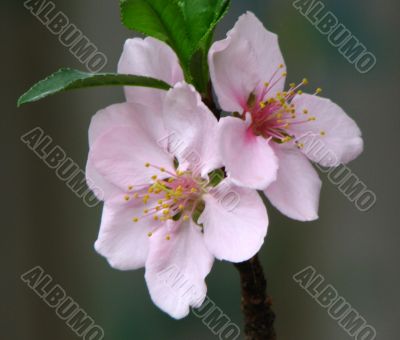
<box><xmin>145</xmin><ymin>221</ymin><xmax>214</xmax><ymax>319</ymax></box>
<box><xmin>290</xmin><ymin>94</ymin><xmax>363</xmax><ymax>166</ymax></box>
<box><xmin>88</xmin><ymin>102</ymin><xmax>167</xmax><ymax>149</ymax></box>
<box><xmin>118</xmin><ymin>37</ymin><xmax>184</xmax><ymax>108</ymax></box>
<box><xmin>95</xmin><ymin>197</ymin><xmax>153</xmax><ymax>270</ymax></box>
<box><xmin>200</xmin><ymin>179</ymin><xmax>268</xmax><ymax>262</ymax></box>
<box><xmin>264</xmin><ymin>144</ymin><xmax>322</xmax><ymax>221</ymax></box>
<box><xmin>90</xmin><ymin>126</ymin><xmax>174</xmax><ymax>190</ymax></box>
<box><xmin>163</xmin><ymin>82</ymin><xmax>222</xmax><ymax>176</ymax></box>
<box><xmin>218</xmin><ymin>116</ymin><xmax>278</xmax><ymax>190</ymax></box>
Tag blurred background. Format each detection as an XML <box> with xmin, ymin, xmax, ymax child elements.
<box><xmin>4</xmin><ymin>0</ymin><xmax>399</xmax><ymax>339</ymax></box>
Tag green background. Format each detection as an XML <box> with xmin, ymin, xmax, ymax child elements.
<box><xmin>4</xmin><ymin>0</ymin><xmax>399</xmax><ymax>339</ymax></box>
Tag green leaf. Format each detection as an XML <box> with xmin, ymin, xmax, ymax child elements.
<box><xmin>181</xmin><ymin>0</ymin><xmax>231</xmax><ymax>93</ymax></box>
<box><xmin>178</xmin><ymin>0</ymin><xmax>230</xmax><ymax>47</ymax></box>
<box><xmin>120</xmin><ymin>0</ymin><xmax>231</xmax><ymax>91</ymax></box>
<box><xmin>208</xmin><ymin>168</ymin><xmax>225</xmax><ymax>187</ymax></box>
<box><xmin>17</xmin><ymin>68</ymin><xmax>171</xmax><ymax>106</ymax></box>
<box><xmin>120</xmin><ymin>0</ymin><xmax>193</xmax><ymax>76</ymax></box>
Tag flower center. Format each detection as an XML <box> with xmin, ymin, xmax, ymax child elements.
<box><xmin>244</xmin><ymin>64</ymin><xmax>325</xmax><ymax>148</ymax></box>
<box><xmin>123</xmin><ymin>163</ymin><xmax>207</xmax><ymax>240</ymax></box>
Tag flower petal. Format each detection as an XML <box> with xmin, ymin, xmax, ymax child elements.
<box><xmin>94</xmin><ymin>196</ymin><xmax>154</xmax><ymax>270</ymax></box>
<box><xmin>90</xmin><ymin>126</ymin><xmax>174</xmax><ymax>190</ymax></box>
<box><xmin>163</xmin><ymin>82</ymin><xmax>222</xmax><ymax>177</ymax></box>
<box><xmin>118</xmin><ymin>37</ymin><xmax>184</xmax><ymax>108</ymax></box>
<box><xmin>199</xmin><ymin>179</ymin><xmax>268</xmax><ymax>262</ymax></box>
<box><xmin>290</xmin><ymin>94</ymin><xmax>363</xmax><ymax>166</ymax></box>
<box><xmin>217</xmin><ymin>116</ymin><xmax>278</xmax><ymax>190</ymax></box>
<box><xmin>88</xmin><ymin>102</ymin><xmax>167</xmax><ymax>148</ymax></box>
<box><xmin>145</xmin><ymin>220</ymin><xmax>214</xmax><ymax>319</ymax></box>
<box><xmin>87</xmin><ymin>102</ymin><xmax>168</xmax><ymax>201</ymax></box>
<box><xmin>264</xmin><ymin>144</ymin><xmax>321</xmax><ymax>221</ymax></box>
<box><xmin>85</xmin><ymin>157</ymin><xmax>121</xmax><ymax>201</ymax></box>
<box><xmin>209</xmin><ymin>12</ymin><xmax>285</xmax><ymax>112</ymax></box>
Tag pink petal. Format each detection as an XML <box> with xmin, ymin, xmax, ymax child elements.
<box><xmin>85</xmin><ymin>157</ymin><xmax>122</xmax><ymax>201</ymax></box>
<box><xmin>90</xmin><ymin>126</ymin><xmax>174</xmax><ymax>190</ymax></box>
<box><xmin>290</xmin><ymin>94</ymin><xmax>363</xmax><ymax>166</ymax></box>
<box><xmin>118</xmin><ymin>37</ymin><xmax>184</xmax><ymax>108</ymax></box>
<box><xmin>264</xmin><ymin>144</ymin><xmax>322</xmax><ymax>221</ymax></box>
<box><xmin>88</xmin><ymin>102</ymin><xmax>167</xmax><ymax>149</ymax></box>
<box><xmin>145</xmin><ymin>220</ymin><xmax>214</xmax><ymax>319</ymax></box>
<box><xmin>94</xmin><ymin>196</ymin><xmax>154</xmax><ymax>270</ymax></box>
<box><xmin>163</xmin><ymin>82</ymin><xmax>222</xmax><ymax>177</ymax></box>
<box><xmin>199</xmin><ymin>179</ymin><xmax>268</xmax><ymax>262</ymax></box>
<box><xmin>87</xmin><ymin>102</ymin><xmax>168</xmax><ymax>200</ymax></box>
<box><xmin>209</xmin><ymin>12</ymin><xmax>285</xmax><ymax>112</ymax></box>
<box><xmin>217</xmin><ymin>116</ymin><xmax>278</xmax><ymax>190</ymax></box>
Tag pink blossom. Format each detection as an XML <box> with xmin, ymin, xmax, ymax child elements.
<box><xmin>208</xmin><ymin>12</ymin><xmax>363</xmax><ymax>221</ymax></box>
<box><xmin>86</xmin><ymin>83</ymin><xmax>268</xmax><ymax>318</ymax></box>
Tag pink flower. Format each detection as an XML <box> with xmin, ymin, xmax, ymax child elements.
<box><xmin>208</xmin><ymin>12</ymin><xmax>363</xmax><ymax>221</ymax></box>
<box><xmin>86</xmin><ymin>82</ymin><xmax>268</xmax><ymax>318</ymax></box>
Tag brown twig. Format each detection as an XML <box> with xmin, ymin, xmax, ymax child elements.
<box><xmin>234</xmin><ymin>254</ymin><xmax>276</xmax><ymax>340</ymax></box>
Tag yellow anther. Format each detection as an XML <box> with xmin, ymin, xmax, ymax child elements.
<box><xmin>168</xmin><ymin>178</ymin><xmax>175</xmax><ymax>183</ymax></box>
<box><xmin>298</xmin><ymin>143</ymin><xmax>304</xmax><ymax>149</ymax></box>
<box><xmin>320</xmin><ymin>130</ymin><xmax>326</xmax><ymax>136</ymax></box>
<box><xmin>132</xmin><ymin>217</ymin><xmax>139</xmax><ymax>223</ymax></box>
<box><xmin>183</xmin><ymin>215</ymin><xmax>190</xmax><ymax>222</ymax></box>
<box><xmin>297</xmin><ymin>90</ymin><xmax>303</xmax><ymax>95</ymax></box>
<box><xmin>302</xmin><ymin>78</ymin><xmax>309</xmax><ymax>85</ymax></box>
<box><xmin>155</xmin><ymin>206</ymin><xmax>161</xmax><ymax>211</ymax></box>
<box><xmin>160</xmin><ymin>167</ymin><xmax>166</xmax><ymax>172</ymax></box>
<box><xmin>308</xmin><ymin>117</ymin><xmax>317</xmax><ymax>121</ymax></box>
<box><xmin>303</xmin><ymin>109</ymin><xmax>309</xmax><ymax>114</ymax></box>
<box><xmin>162</xmin><ymin>209</ymin><xmax>170</xmax><ymax>216</ymax></box>
<box><xmin>124</xmin><ymin>195</ymin><xmax>130</xmax><ymax>201</ymax></box>
<box><xmin>143</xmin><ymin>195</ymin><xmax>150</xmax><ymax>204</ymax></box>
<box><xmin>166</xmin><ymin>234</ymin><xmax>171</xmax><ymax>241</ymax></box>
<box><xmin>264</xmin><ymin>82</ymin><xmax>270</xmax><ymax>87</ymax></box>
<box><xmin>282</xmin><ymin>136</ymin><xmax>292</xmax><ymax>143</ymax></box>
<box><xmin>133</xmin><ymin>193</ymin><xmax>139</xmax><ymax>199</ymax></box>
<box><xmin>289</xmin><ymin>82</ymin><xmax>296</xmax><ymax>88</ymax></box>
<box><xmin>143</xmin><ymin>209</ymin><xmax>149</xmax><ymax>214</ymax></box>
<box><xmin>282</xmin><ymin>72</ymin><xmax>287</xmax><ymax>77</ymax></box>
<box><xmin>148</xmin><ymin>187</ymin><xmax>154</xmax><ymax>193</ymax></box>
<box><xmin>190</xmin><ymin>188</ymin><xmax>198</xmax><ymax>193</ymax></box>
<box><xmin>177</xmin><ymin>170</ymin><xmax>184</xmax><ymax>176</ymax></box>
<box><xmin>178</xmin><ymin>204</ymin><xmax>185</xmax><ymax>210</ymax></box>
<box><xmin>279</xmin><ymin>64</ymin><xmax>284</xmax><ymax>68</ymax></box>
<box><xmin>162</xmin><ymin>203</ymin><xmax>170</xmax><ymax>209</ymax></box>
<box><xmin>147</xmin><ymin>232</ymin><xmax>153</xmax><ymax>237</ymax></box>
<box><xmin>259</xmin><ymin>101</ymin><xmax>266</xmax><ymax>109</ymax></box>
<box><xmin>151</xmin><ymin>175</ymin><xmax>158</xmax><ymax>181</ymax></box>
<box><xmin>128</xmin><ymin>185</ymin><xmax>133</xmax><ymax>191</ymax></box>
<box><xmin>145</xmin><ymin>163</ymin><xmax>150</xmax><ymax>168</ymax></box>
<box><xmin>316</xmin><ymin>88</ymin><xmax>322</xmax><ymax>94</ymax></box>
